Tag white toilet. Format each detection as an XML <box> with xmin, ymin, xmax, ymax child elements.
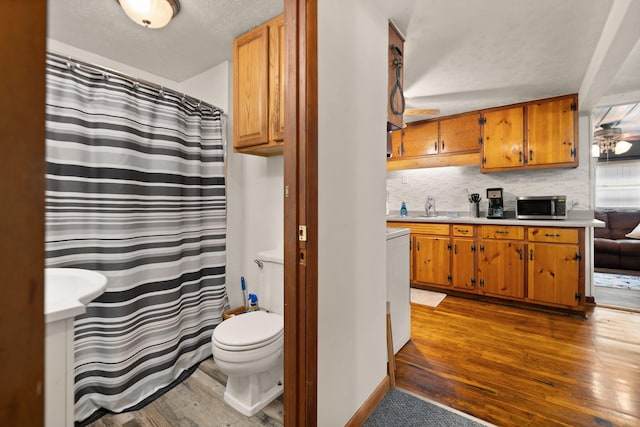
<box><xmin>211</xmin><ymin>249</ymin><xmax>284</xmax><ymax>417</ymax></box>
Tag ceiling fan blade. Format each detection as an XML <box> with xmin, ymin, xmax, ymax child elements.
<box><xmin>404</xmin><ymin>109</ymin><xmax>440</xmax><ymax>116</ymax></box>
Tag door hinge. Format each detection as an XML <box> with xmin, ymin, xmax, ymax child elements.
<box><xmin>471</xmin><ymin>278</ymin><xmax>476</xmax><ymax>286</ymax></box>
<box><xmin>471</xmin><ymin>244</ymin><xmax>476</xmax><ymax>252</ymax></box>
<box><xmin>570</xmin><ymin>102</ymin><xmax>577</xmax><ymax>111</ymax></box>
<box><xmin>447</xmin><ymin>243</ymin><xmax>452</xmax><ymax>251</ymax></box>
<box><xmin>575</xmin><ymin>252</ymin><xmax>582</xmax><ymax>261</ymax></box>
<box><xmin>478</xmin><ymin>117</ymin><xmax>486</xmax><ymax>125</ymax></box>
<box><xmin>571</xmin><ymin>148</ymin><xmax>576</xmax><ymax>158</ymax></box>
<box><xmin>482</xmin><ymin>157</ymin><xmax>487</xmax><ymax>166</ymax></box>
<box><xmin>298</xmin><ymin>225</ymin><xmax>307</xmax><ymax>242</ymax></box>
<box><xmin>480</xmin><ymin>279</ymin><xmax>484</xmax><ymax>288</ymax></box>
<box><xmin>447</xmin><ymin>275</ymin><xmax>452</xmax><ymax>282</ymax></box>
<box><xmin>478</xmin><ymin>137</ymin><xmax>483</xmax><ymax>145</ymax></box>
<box><xmin>479</xmin><ymin>245</ymin><xmax>484</xmax><ymax>252</ymax></box>
<box><xmin>575</xmin><ymin>291</ymin><xmax>582</xmax><ymax>302</ymax></box>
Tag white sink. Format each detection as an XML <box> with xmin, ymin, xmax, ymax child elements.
<box><xmin>45</xmin><ymin>268</ymin><xmax>108</xmax><ymax>323</ymax></box>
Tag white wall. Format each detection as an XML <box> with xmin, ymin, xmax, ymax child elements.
<box><xmin>45</xmin><ymin>40</ymin><xmax>284</xmax><ymax>310</ymax></box>
<box><xmin>387</xmin><ymin>112</ymin><xmax>594</xmax><ymax>216</ymax></box>
<box><xmin>317</xmin><ymin>1</ymin><xmax>389</xmax><ymax>425</ymax></box>
<box><xmin>47</xmin><ymin>40</ymin><xmax>180</xmax><ymax>89</ymax></box>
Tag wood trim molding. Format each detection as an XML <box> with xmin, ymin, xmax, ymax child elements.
<box><xmin>283</xmin><ymin>0</ymin><xmax>318</xmax><ymax>425</ymax></box>
<box><xmin>0</xmin><ymin>1</ymin><xmax>46</xmax><ymax>425</ymax></box>
<box><xmin>344</xmin><ymin>376</ymin><xmax>391</xmax><ymax>427</ymax></box>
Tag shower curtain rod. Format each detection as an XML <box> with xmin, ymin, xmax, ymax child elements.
<box><xmin>47</xmin><ymin>51</ymin><xmax>224</xmax><ymax>114</ymax></box>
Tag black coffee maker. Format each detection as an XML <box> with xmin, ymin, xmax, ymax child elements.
<box><xmin>486</xmin><ymin>188</ymin><xmax>504</xmax><ymax>219</ymax></box>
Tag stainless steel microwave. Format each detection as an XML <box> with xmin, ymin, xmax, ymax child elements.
<box><xmin>516</xmin><ymin>196</ymin><xmax>567</xmax><ymax>220</ymax></box>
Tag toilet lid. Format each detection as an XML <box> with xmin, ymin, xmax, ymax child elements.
<box><xmin>213</xmin><ymin>311</ymin><xmax>283</xmax><ymax>347</ymax></box>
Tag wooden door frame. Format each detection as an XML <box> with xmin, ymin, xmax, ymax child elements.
<box><xmin>283</xmin><ymin>0</ymin><xmax>318</xmax><ymax>425</ymax></box>
<box><xmin>0</xmin><ymin>1</ymin><xmax>47</xmax><ymax>425</ymax></box>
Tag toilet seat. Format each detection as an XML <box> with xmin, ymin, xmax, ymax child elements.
<box><xmin>213</xmin><ymin>311</ymin><xmax>283</xmax><ymax>351</ymax></box>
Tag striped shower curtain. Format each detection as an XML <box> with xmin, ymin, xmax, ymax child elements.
<box><xmin>44</xmin><ymin>54</ymin><xmax>229</xmax><ymax>422</ymax></box>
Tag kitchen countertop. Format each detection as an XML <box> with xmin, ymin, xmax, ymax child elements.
<box><xmin>387</xmin><ymin>210</ymin><xmax>604</xmax><ymax>228</ymax></box>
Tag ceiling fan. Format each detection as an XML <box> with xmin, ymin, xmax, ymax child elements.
<box><xmin>593</xmin><ymin>122</ymin><xmax>634</xmax><ymax>156</ymax></box>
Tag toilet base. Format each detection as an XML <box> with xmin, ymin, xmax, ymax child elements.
<box><xmin>223</xmin><ymin>358</ymin><xmax>284</xmax><ymax>417</ymax></box>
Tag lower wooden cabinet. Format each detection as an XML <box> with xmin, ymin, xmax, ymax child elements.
<box><xmin>415</xmin><ymin>235</ymin><xmax>450</xmax><ymax>286</ymax></box>
<box><xmin>478</xmin><ymin>239</ymin><xmax>525</xmax><ymax>298</ymax></box>
<box><xmin>387</xmin><ymin>221</ymin><xmax>585</xmax><ymax>312</ymax></box>
<box><xmin>452</xmin><ymin>224</ymin><xmax>476</xmax><ymax>290</ymax></box>
<box><xmin>527</xmin><ymin>227</ymin><xmax>583</xmax><ymax>307</ymax></box>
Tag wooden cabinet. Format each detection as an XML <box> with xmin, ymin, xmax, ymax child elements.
<box><xmin>411</xmin><ymin>224</ymin><xmax>450</xmax><ymax>287</ymax></box>
<box><xmin>440</xmin><ymin>114</ymin><xmax>481</xmax><ymax>155</ymax></box>
<box><xmin>387</xmin><ymin>113</ymin><xmax>481</xmax><ymax>170</ymax></box>
<box><xmin>387</xmin><ymin>94</ymin><xmax>579</xmax><ymax>171</ymax></box>
<box><xmin>451</xmin><ymin>225</ymin><xmax>476</xmax><ymax>290</ymax></box>
<box><xmin>388</xmin><ymin>221</ymin><xmax>585</xmax><ymax>312</ymax></box>
<box><xmin>388</xmin><ymin>22</ymin><xmax>405</xmax><ymax>130</ymax></box>
<box><xmin>478</xmin><ymin>226</ymin><xmax>525</xmax><ymax>298</ymax></box>
<box><xmin>415</xmin><ymin>234</ymin><xmax>451</xmax><ymax>286</ymax></box>
<box><xmin>403</xmin><ymin>121</ymin><xmax>439</xmax><ymax>157</ymax></box>
<box><xmin>233</xmin><ymin>15</ymin><xmax>284</xmax><ymax>156</ymax></box>
<box><xmin>389</xmin><ymin>129</ymin><xmax>403</xmax><ymax>159</ymax></box>
<box><xmin>481</xmin><ymin>95</ymin><xmax>578</xmax><ymax>172</ymax></box>
<box><xmin>482</xmin><ymin>106</ymin><xmax>524</xmax><ymax>170</ymax></box>
<box><xmin>526</xmin><ymin>96</ymin><xmax>577</xmax><ymax>167</ymax></box>
<box><xmin>527</xmin><ymin>227</ymin><xmax>583</xmax><ymax>307</ymax></box>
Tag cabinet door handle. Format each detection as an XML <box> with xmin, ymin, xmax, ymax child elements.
<box><xmin>434</xmin><ymin>142</ymin><xmax>437</xmax><ymax>152</ymax></box>
<box><xmin>544</xmin><ymin>233</ymin><xmax>561</xmax><ymax>237</ymax></box>
<box><xmin>417</xmin><ymin>241</ymin><xmax>420</xmax><ymax>251</ymax></box>
<box><xmin>519</xmin><ymin>248</ymin><xmax>523</xmax><ymax>260</ymax></box>
<box><xmin>530</xmin><ymin>248</ymin><xmax>534</xmax><ymax>261</ymax></box>
<box><xmin>454</xmin><ymin>244</ymin><xmax>458</xmax><ymax>254</ymax></box>
<box><xmin>530</xmin><ymin>149</ymin><xmax>534</xmax><ymax>161</ymax></box>
<box><xmin>519</xmin><ymin>151</ymin><xmax>523</xmax><ymax>163</ymax></box>
<box><xmin>457</xmin><ymin>229</ymin><xmax>469</xmax><ymax>234</ymax></box>
<box><xmin>442</xmin><ymin>140</ymin><xmax>445</xmax><ymax>150</ymax></box>
<box><xmin>495</xmin><ymin>230</ymin><xmax>509</xmax><ymax>235</ymax></box>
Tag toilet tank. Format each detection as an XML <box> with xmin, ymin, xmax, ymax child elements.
<box><xmin>256</xmin><ymin>249</ymin><xmax>284</xmax><ymax>315</ymax></box>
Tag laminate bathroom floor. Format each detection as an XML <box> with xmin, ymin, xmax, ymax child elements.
<box><xmin>86</xmin><ymin>357</ymin><xmax>283</xmax><ymax>427</ymax></box>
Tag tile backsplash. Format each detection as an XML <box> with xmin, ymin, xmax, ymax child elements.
<box><xmin>387</xmin><ymin>164</ymin><xmax>591</xmax><ymax>217</ymax></box>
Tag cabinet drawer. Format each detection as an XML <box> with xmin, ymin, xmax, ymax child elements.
<box><xmin>452</xmin><ymin>224</ymin><xmax>474</xmax><ymax>237</ymax></box>
<box><xmin>388</xmin><ymin>222</ymin><xmax>449</xmax><ymax>235</ymax></box>
<box><xmin>480</xmin><ymin>225</ymin><xmax>524</xmax><ymax>240</ymax></box>
<box><xmin>527</xmin><ymin>227</ymin><xmax>579</xmax><ymax>244</ymax></box>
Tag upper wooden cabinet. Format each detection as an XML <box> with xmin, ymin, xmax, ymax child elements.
<box><xmin>233</xmin><ymin>15</ymin><xmax>284</xmax><ymax>156</ymax></box>
<box><xmin>481</xmin><ymin>94</ymin><xmax>578</xmax><ymax>172</ymax></box>
<box><xmin>439</xmin><ymin>113</ymin><xmax>481</xmax><ymax>154</ymax></box>
<box><xmin>387</xmin><ymin>113</ymin><xmax>481</xmax><ymax>169</ymax></box>
<box><xmin>482</xmin><ymin>106</ymin><xmax>524</xmax><ymax>169</ymax></box>
<box><xmin>403</xmin><ymin>121</ymin><xmax>439</xmax><ymax>157</ymax></box>
<box><xmin>389</xmin><ymin>94</ymin><xmax>579</xmax><ymax>172</ymax></box>
<box><xmin>388</xmin><ymin>22</ymin><xmax>405</xmax><ymax>130</ymax></box>
<box><xmin>526</xmin><ymin>96</ymin><xmax>577</xmax><ymax>167</ymax></box>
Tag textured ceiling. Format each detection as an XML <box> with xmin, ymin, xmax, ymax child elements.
<box><xmin>47</xmin><ymin>0</ymin><xmax>284</xmax><ymax>82</ymax></box>
<box><xmin>48</xmin><ymin>0</ymin><xmax>640</xmax><ymax>119</ymax></box>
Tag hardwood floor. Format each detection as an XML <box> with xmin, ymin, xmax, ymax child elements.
<box><xmin>396</xmin><ymin>296</ymin><xmax>640</xmax><ymax>427</ymax></box>
<box><xmin>86</xmin><ymin>357</ymin><xmax>283</xmax><ymax>427</ymax></box>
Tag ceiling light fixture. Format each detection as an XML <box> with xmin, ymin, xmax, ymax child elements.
<box><xmin>117</xmin><ymin>0</ymin><xmax>180</xmax><ymax>29</ymax></box>
<box><xmin>593</xmin><ymin>123</ymin><xmax>632</xmax><ymax>156</ymax></box>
